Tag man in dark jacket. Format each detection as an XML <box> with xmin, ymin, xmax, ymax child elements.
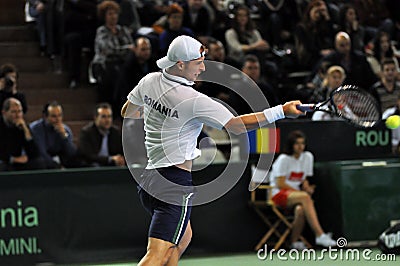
<box><xmin>78</xmin><ymin>102</ymin><xmax>125</xmax><ymax>166</ymax></box>
<box><xmin>0</xmin><ymin>98</ymin><xmax>44</xmax><ymax>171</ymax></box>
<box><xmin>319</xmin><ymin>31</ymin><xmax>378</xmax><ymax>90</ymax></box>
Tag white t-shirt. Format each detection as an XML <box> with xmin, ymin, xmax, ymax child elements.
<box><xmin>128</xmin><ymin>70</ymin><xmax>234</xmax><ymax>169</ymax></box>
<box><xmin>269</xmin><ymin>151</ymin><xmax>314</xmax><ymax>197</ymax></box>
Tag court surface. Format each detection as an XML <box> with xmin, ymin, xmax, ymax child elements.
<box><xmin>70</xmin><ymin>249</ymin><xmax>398</xmax><ymax>266</ymax></box>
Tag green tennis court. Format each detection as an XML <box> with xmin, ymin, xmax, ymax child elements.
<box><xmin>69</xmin><ymin>249</ymin><xmax>398</xmax><ymax>266</ymax></box>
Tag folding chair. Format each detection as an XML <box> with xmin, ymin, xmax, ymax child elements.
<box><xmin>249</xmin><ymin>170</ymin><xmax>312</xmax><ymax>251</ymax></box>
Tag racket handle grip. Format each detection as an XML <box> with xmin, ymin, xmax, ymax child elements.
<box><xmin>296</xmin><ymin>104</ymin><xmax>315</xmax><ymax>112</ymax></box>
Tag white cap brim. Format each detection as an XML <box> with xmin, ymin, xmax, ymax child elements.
<box><xmin>156</xmin><ymin>56</ymin><xmax>176</xmax><ymax>69</ymax></box>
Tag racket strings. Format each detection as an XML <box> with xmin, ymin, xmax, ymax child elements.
<box><xmin>333</xmin><ymin>90</ymin><xmax>380</xmax><ymax>126</ymax></box>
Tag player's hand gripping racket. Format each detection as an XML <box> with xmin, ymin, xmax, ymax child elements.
<box><xmin>296</xmin><ymin>85</ymin><xmax>381</xmax><ymax>128</ymax></box>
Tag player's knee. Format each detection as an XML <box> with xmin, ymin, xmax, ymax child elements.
<box><xmin>140</xmin><ymin>245</ymin><xmax>176</xmax><ymax>266</ymax></box>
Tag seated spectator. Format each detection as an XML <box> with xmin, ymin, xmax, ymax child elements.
<box><xmin>319</xmin><ymin>31</ymin><xmax>378</xmax><ymax>90</ymax></box>
<box><xmin>30</xmin><ymin>101</ymin><xmax>77</xmax><ymax>169</ymax></box>
<box><xmin>197</xmin><ymin>37</ymin><xmax>238</xmax><ymax>102</ymax></box>
<box><xmin>28</xmin><ymin>0</ymin><xmax>63</xmax><ymax>59</ymax></box>
<box><xmin>311</xmin><ymin>65</ymin><xmax>346</xmax><ymax>121</ymax></box>
<box><xmin>0</xmin><ymin>63</ymin><xmax>27</xmax><ymax>113</ymax></box>
<box><xmin>294</xmin><ymin>0</ymin><xmax>335</xmax><ymax>70</ymax></box>
<box><xmin>225</xmin><ymin>5</ymin><xmax>270</xmax><ymax>65</ymax></box>
<box><xmin>28</xmin><ymin>0</ymin><xmax>47</xmax><ymax>55</ymax></box>
<box><xmin>370</xmin><ymin>58</ymin><xmax>400</xmax><ymax>113</ymax></box>
<box><xmin>228</xmin><ymin>55</ymin><xmax>280</xmax><ymax>115</ymax></box>
<box><xmin>367</xmin><ymin>31</ymin><xmax>400</xmax><ymax>78</ymax></box>
<box><xmin>241</xmin><ymin>55</ymin><xmax>280</xmax><ymax>107</ymax></box>
<box><xmin>117</xmin><ymin>0</ymin><xmax>142</xmax><ymax>34</ymax></box>
<box><xmin>352</xmin><ymin>0</ymin><xmax>392</xmax><ymax>42</ymax></box>
<box><xmin>182</xmin><ymin>0</ymin><xmax>214</xmax><ymax>38</ymax></box>
<box><xmin>159</xmin><ymin>3</ymin><xmax>194</xmax><ymax>56</ymax></box>
<box><xmin>206</xmin><ymin>37</ymin><xmax>240</xmax><ymax>68</ymax></box>
<box><xmin>269</xmin><ymin>130</ymin><xmax>336</xmax><ymax>249</ymax></box>
<box><xmin>92</xmin><ymin>0</ymin><xmax>135</xmax><ymax>102</ymax></box>
<box><xmin>114</xmin><ymin>36</ymin><xmax>157</xmax><ymax>118</ymax></box>
<box><xmin>0</xmin><ymin>98</ymin><xmax>45</xmax><ymax>171</ymax></box>
<box><xmin>338</xmin><ymin>4</ymin><xmax>365</xmax><ymax>52</ymax></box>
<box><xmin>78</xmin><ymin>103</ymin><xmax>125</xmax><ymax>167</ymax></box>
<box><xmin>63</xmin><ymin>0</ymin><xmax>98</xmax><ymax>88</ymax></box>
<box><xmin>257</xmin><ymin>0</ymin><xmax>300</xmax><ymax>48</ymax></box>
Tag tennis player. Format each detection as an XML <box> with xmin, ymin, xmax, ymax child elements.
<box><xmin>121</xmin><ymin>35</ymin><xmax>305</xmax><ymax>266</ymax></box>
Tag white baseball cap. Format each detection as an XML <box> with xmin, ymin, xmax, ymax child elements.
<box><xmin>156</xmin><ymin>35</ymin><xmax>206</xmax><ymax>69</ymax></box>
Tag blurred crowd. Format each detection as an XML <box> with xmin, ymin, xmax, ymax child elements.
<box><xmin>1</xmin><ymin>0</ymin><xmax>400</xmax><ymax>171</ymax></box>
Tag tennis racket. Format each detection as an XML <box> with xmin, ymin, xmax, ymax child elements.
<box><xmin>296</xmin><ymin>85</ymin><xmax>381</xmax><ymax>128</ymax></box>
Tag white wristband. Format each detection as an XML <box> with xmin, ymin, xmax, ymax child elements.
<box><xmin>263</xmin><ymin>105</ymin><xmax>285</xmax><ymax>124</ymax></box>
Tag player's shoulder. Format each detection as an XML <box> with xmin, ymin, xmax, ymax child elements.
<box><xmin>142</xmin><ymin>71</ymin><xmax>162</xmax><ymax>81</ymax></box>
<box><xmin>136</xmin><ymin>72</ymin><xmax>162</xmax><ymax>87</ymax></box>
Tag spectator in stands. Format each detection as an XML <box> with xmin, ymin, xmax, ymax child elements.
<box><xmin>138</xmin><ymin>0</ymin><xmax>169</xmax><ymax>27</ymax></box>
<box><xmin>319</xmin><ymin>31</ymin><xmax>378</xmax><ymax>90</ymax></box>
<box><xmin>182</xmin><ymin>0</ymin><xmax>213</xmax><ymax>38</ymax></box>
<box><xmin>228</xmin><ymin>55</ymin><xmax>280</xmax><ymax>115</ymax></box>
<box><xmin>257</xmin><ymin>0</ymin><xmax>300</xmax><ymax>48</ymax></box>
<box><xmin>159</xmin><ymin>3</ymin><xmax>194</xmax><ymax>56</ymax></box>
<box><xmin>225</xmin><ymin>5</ymin><xmax>270</xmax><ymax>65</ymax></box>
<box><xmin>382</xmin><ymin>94</ymin><xmax>400</xmax><ymax>154</ymax></box>
<box><xmin>370</xmin><ymin>58</ymin><xmax>400</xmax><ymax>113</ymax></box>
<box><xmin>241</xmin><ymin>55</ymin><xmax>280</xmax><ymax>107</ymax></box>
<box><xmin>78</xmin><ymin>102</ymin><xmax>125</xmax><ymax>166</ymax></box>
<box><xmin>115</xmin><ymin>0</ymin><xmax>142</xmax><ymax>34</ymax></box>
<box><xmin>92</xmin><ymin>0</ymin><xmax>134</xmax><ymax>102</ymax></box>
<box><xmin>30</xmin><ymin>101</ymin><xmax>77</xmax><ymax>169</ymax></box>
<box><xmin>28</xmin><ymin>0</ymin><xmax>47</xmax><ymax>55</ymax></box>
<box><xmin>197</xmin><ymin>38</ymin><xmax>238</xmax><ymax>102</ymax></box>
<box><xmin>0</xmin><ymin>63</ymin><xmax>27</xmax><ymax>113</ymax></box>
<box><xmin>206</xmin><ymin>0</ymin><xmax>230</xmax><ymax>44</ymax></box>
<box><xmin>352</xmin><ymin>0</ymin><xmax>392</xmax><ymax>42</ymax></box>
<box><xmin>63</xmin><ymin>0</ymin><xmax>98</xmax><ymax>89</ymax></box>
<box><xmin>294</xmin><ymin>0</ymin><xmax>335</xmax><ymax>70</ymax></box>
<box><xmin>338</xmin><ymin>4</ymin><xmax>365</xmax><ymax>52</ymax></box>
<box><xmin>310</xmin><ymin>65</ymin><xmax>346</xmax><ymax>103</ymax></box>
<box><xmin>269</xmin><ymin>130</ymin><xmax>336</xmax><ymax>249</ymax></box>
<box><xmin>29</xmin><ymin>0</ymin><xmax>63</xmax><ymax>59</ymax></box>
<box><xmin>114</xmin><ymin>37</ymin><xmax>157</xmax><ymax>118</ymax></box>
<box><xmin>311</xmin><ymin>65</ymin><xmax>346</xmax><ymax>121</ymax></box>
<box><xmin>0</xmin><ymin>98</ymin><xmax>45</xmax><ymax>171</ymax></box>
<box><xmin>367</xmin><ymin>31</ymin><xmax>400</xmax><ymax>79</ymax></box>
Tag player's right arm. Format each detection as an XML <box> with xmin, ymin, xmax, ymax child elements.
<box><xmin>121</xmin><ymin>100</ymin><xmax>143</xmax><ymax>119</ymax></box>
<box><xmin>224</xmin><ymin>101</ymin><xmax>304</xmax><ymax>135</ymax></box>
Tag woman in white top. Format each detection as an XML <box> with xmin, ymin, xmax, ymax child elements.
<box><xmin>270</xmin><ymin>130</ymin><xmax>336</xmax><ymax>249</ymax></box>
<box><xmin>122</xmin><ymin>35</ymin><xmax>304</xmax><ymax>266</ymax></box>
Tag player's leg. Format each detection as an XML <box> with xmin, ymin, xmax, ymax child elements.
<box><xmin>290</xmin><ymin>204</ymin><xmax>305</xmax><ymax>244</ymax></box>
<box><xmin>138</xmin><ymin>237</ymin><xmax>177</xmax><ymax>266</ymax></box>
<box><xmin>165</xmin><ymin>221</ymin><xmax>192</xmax><ymax>266</ymax></box>
<box><xmin>287</xmin><ymin>191</ymin><xmax>324</xmax><ymax>236</ymax></box>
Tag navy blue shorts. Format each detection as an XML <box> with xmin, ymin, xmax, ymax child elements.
<box><xmin>138</xmin><ymin>166</ymin><xmax>194</xmax><ymax>245</ymax></box>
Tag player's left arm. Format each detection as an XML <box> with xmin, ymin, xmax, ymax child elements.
<box><xmin>121</xmin><ymin>100</ymin><xmax>143</xmax><ymax>119</ymax></box>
